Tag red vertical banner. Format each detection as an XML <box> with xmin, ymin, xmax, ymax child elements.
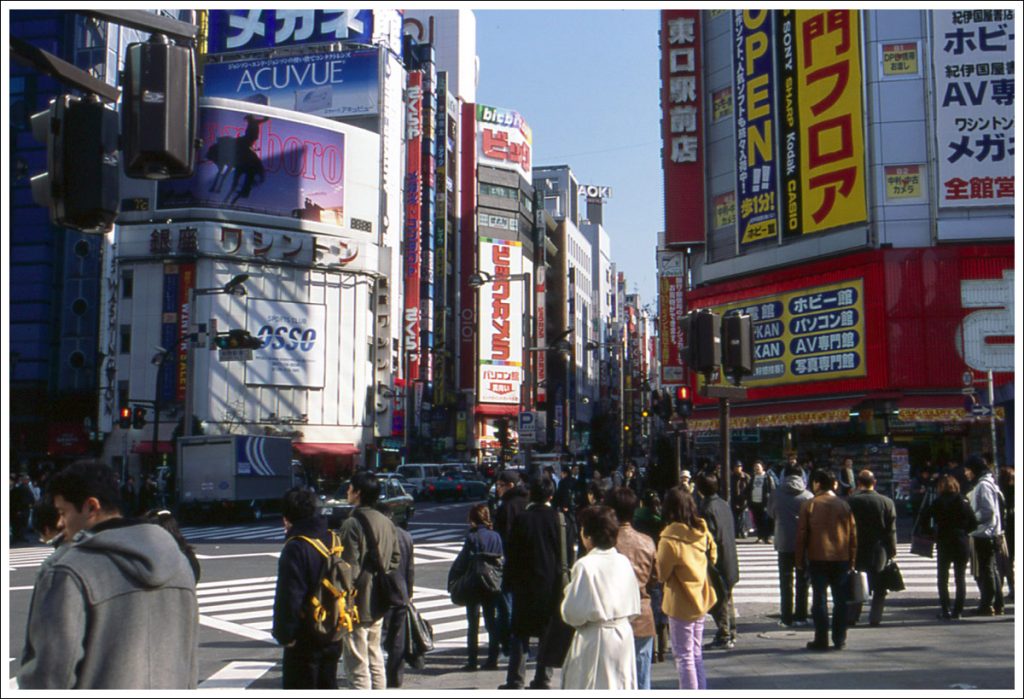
<box><xmin>662</xmin><ymin>10</ymin><xmax>706</xmax><ymax>245</ymax></box>
<box><xmin>459</xmin><ymin>101</ymin><xmax>478</xmax><ymax>393</ymax></box>
<box><xmin>404</xmin><ymin>71</ymin><xmax>423</xmax><ymax>380</ymax></box>
<box><xmin>535</xmin><ymin>277</ymin><xmax>547</xmax><ymax>405</ymax></box>
<box><xmin>177</xmin><ymin>262</ymin><xmax>196</xmax><ymax>401</ymax></box>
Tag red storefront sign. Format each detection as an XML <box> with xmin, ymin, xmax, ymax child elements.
<box><xmin>404</xmin><ymin>71</ymin><xmax>424</xmax><ymax>381</ymax></box>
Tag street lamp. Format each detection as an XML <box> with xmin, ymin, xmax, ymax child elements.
<box><xmin>183</xmin><ymin>273</ymin><xmax>250</xmax><ymax>438</ymax></box>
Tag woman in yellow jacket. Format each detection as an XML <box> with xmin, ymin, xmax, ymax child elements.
<box><xmin>656</xmin><ymin>487</ymin><xmax>718</xmax><ymax>690</ymax></box>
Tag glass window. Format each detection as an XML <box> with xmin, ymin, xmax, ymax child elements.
<box><xmin>480</xmin><ymin>183</ymin><xmax>517</xmax><ymax>200</ymax></box>
<box><xmin>121</xmin><ymin>270</ymin><xmax>133</xmax><ymax>298</ymax></box>
<box><xmin>119</xmin><ymin>325</ymin><xmax>131</xmax><ymax>354</ymax></box>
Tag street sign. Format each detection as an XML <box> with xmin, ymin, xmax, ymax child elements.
<box><xmin>971</xmin><ymin>404</ymin><xmax>992</xmax><ymax>417</ymax></box>
<box><xmin>218</xmin><ymin>348</ymin><xmax>253</xmax><ymax>362</ymax></box>
<box><xmin>518</xmin><ymin>411</ymin><xmax>538</xmax><ymax>444</ymax></box>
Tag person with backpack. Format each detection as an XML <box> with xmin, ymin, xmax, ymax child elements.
<box><xmin>340</xmin><ymin>471</ymin><xmax>401</xmax><ymax>689</ymax></box>
<box><xmin>273</xmin><ymin>487</ymin><xmax>350</xmax><ymax>689</ymax></box>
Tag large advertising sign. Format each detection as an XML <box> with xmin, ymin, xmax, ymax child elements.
<box><xmin>207</xmin><ymin>10</ymin><xmax>374</xmax><ymax>54</ymax></box>
<box><xmin>158</xmin><ymin>100</ymin><xmax>378</xmax><ymax>232</ymax></box>
<box><xmin>459</xmin><ymin>102</ymin><xmax>478</xmax><ymax>393</ymax></box>
<box><xmin>177</xmin><ymin>264</ymin><xmax>196</xmax><ymax>402</ymax></box>
<box><xmin>662</xmin><ymin>10</ymin><xmax>705</xmax><ymax>245</ymax></box>
<box><xmin>658</xmin><ymin>251</ymin><xmax>686</xmax><ymax>384</ymax></box>
<box><xmin>245</xmin><ymin>299</ymin><xmax>326</xmax><ymax>388</ymax></box>
<box><xmin>203</xmin><ymin>49</ymin><xmax>380</xmax><ymax>118</ymax></box>
<box><xmin>788</xmin><ymin>10</ymin><xmax>867</xmax><ymax>236</ymax></box>
<box><xmin>734</xmin><ymin>10</ymin><xmax>780</xmax><ymax>246</ymax></box>
<box><xmin>476</xmin><ymin>104</ymin><xmax>532</xmax><ymax>184</ymax></box>
<box><xmin>404</xmin><ymin>72</ymin><xmax>424</xmax><ymax>382</ymax></box>
<box><xmin>477</xmin><ymin>238</ymin><xmax>524</xmax><ymax>405</ymax></box>
<box><xmin>932</xmin><ymin>10</ymin><xmax>1015</xmax><ymax>207</ymax></box>
<box><xmin>700</xmin><ymin>279</ymin><xmax>867</xmax><ymax>388</ymax></box>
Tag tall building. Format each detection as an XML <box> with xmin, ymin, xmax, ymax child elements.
<box><xmin>659</xmin><ymin>9</ymin><xmax>1015</xmax><ymax>491</ymax></box>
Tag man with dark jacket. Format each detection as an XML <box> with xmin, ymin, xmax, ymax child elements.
<box><xmin>500</xmin><ymin>475</ymin><xmax>576</xmax><ymax>690</ymax></box>
<box><xmin>272</xmin><ymin>487</ymin><xmax>342</xmax><ymax>688</ymax></box>
<box><xmin>697</xmin><ymin>474</ymin><xmax>739</xmax><ymax>650</ymax></box>
<box><xmin>18</xmin><ymin>461</ymin><xmax>198</xmax><ymax>689</ymax></box>
<box><xmin>730</xmin><ymin>462</ymin><xmax>751</xmax><ymax>538</ymax></box>
<box><xmin>847</xmin><ymin>470</ymin><xmax>898</xmax><ymax>627</ymax></box>
<box><xmin>769</xmin><ymin>465</ymin><xmax>813</xmax><ymax>626</ymax></box>
<box><xmin>340</xmin><ymin>471</ymin><xmax>401</xmax><ymax>689</ymax></box>
<box><xmin>382</xmin><ymin>524</ymin><xmax>415</xmax><ymax>687</ymax></box>
<box><xmin>494</xmin><ymin>470</ymin><xmax>529</xmax><ymax>547</ymax></box>
<box><xmin>795</xmin><ymin>470</ymin><xmax>857</xmax><ymax>652</ymax></box>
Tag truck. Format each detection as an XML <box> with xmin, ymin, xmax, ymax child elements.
<box><xmin>177</xmin><ymin>435</ymin><xmax>296</xmax><ymax>522</ymax></box>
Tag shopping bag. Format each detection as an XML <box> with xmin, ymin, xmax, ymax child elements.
<box><xmin>880</xmin><ymin>560</ymin><xmax>905</xmax><ymax>593</ymax></box>
<box><xmin>850</xmin><ymin>571</ymin><xmax>870</xmax><ymax>603</ymax></box>
<box><xmin>910</xmin><ymin>533</ymin><xmax>935</xmax><ymax>558</ymax></box>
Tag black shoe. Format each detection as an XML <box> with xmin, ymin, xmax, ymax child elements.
<box><xmin>706</xmin><ymin>637</ymin><xmax>735</xmax><ymax>650</ymax></box>
<box><xmin>937</xmin><ymin>611</ymin><xmax>952</xmax><ymax>620</ymax></box>
<box><xmin>481</xmin><ymin>659</ymin><xmax>500</xmax><ymax>671</ymax></box>
<box><xmin>461</xmin><ymin>663</ymin><xmax>478</xmax><ymax>672</ymax></box>
<box><xmin>970</xmin><ymin>606</ymin><xmax>994</xmax><ymax>617</ymax></box>
<box><xmin>993</xmin><ymin>607</ymin><xmax>1005</xmax><ymax>616</ymax></box>
<box><xmin>806</xmin><ymin>640</ymin><xmax>829</xmax><ymax>651</ymax></box>
<box><xmin>527</xmin><ymin>681</ymin><xmax>552</xmax><ymax>690</ymax></box>
<box><xmin>498</xmin><ymin>683</ymin><xmax>524</xmax><ymax>690</ymax></box>
<box><xmin>833</xmin><ymin>642</ymin><xmax>846</xmax><ymax>651</ymax></box>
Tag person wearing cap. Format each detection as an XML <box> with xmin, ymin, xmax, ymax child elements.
<box><xmin>679</xmin><ymin>470</ymin><xmax>693</xmax><ymax>494</ymax></box>
<box><xmin>964</xmin><ymin>455</ymin><xmax>1005</xmax><ymax>616</ymax></box>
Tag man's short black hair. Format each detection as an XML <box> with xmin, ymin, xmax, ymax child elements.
<box><xmin>350</xmin><ymin>470</ymin><xmax>381</xmax><ymax>506</ymax></box>
<box><xmin>811</xmin><ymin>469</ymin><xmax>836</xmax><ymax>492</ymax></box>
<box><xmin>528</xmin><ymin>474</ymin><xmax>555</xmax><ymax>503</ymax></box>
<box><xmin>605</xmin><ymin>486</ymin><xmax>639</xmax><ymax>524</ymax></box>
<box><xmin>282</xmin><ymin>486</ymin><xmax>319</xmax><ymax>523</ymax></box>
<box><xmin>47</xmin><ymin>461</ymin><xmax>121</xmax><ymax>514</ymax></box>
<box><xmin>498</xmin><ymin>470</ymin><xmax>520</xmax><ymax>486</ymax></box>
<box><xmin>578</xmin><ymin>505</ymin><xmax>619</xmax><ymax>550</ymax></box>
<box><xmin>784</xmin><ymin>464</ymin><xmax>804</xmax><ymax>478</ymax></box>
<box><xmin>696</xmin><ymin>473</ymin><xmax>719</xmax><ymax>498</ymax></box>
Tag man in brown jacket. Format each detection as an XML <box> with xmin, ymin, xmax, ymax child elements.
<box><xmin>795</xmin><ymin>469</ymin><xmax>857</xmax><ymax>652</ymax></box>
<box><xmin>606</xmin><ymin>487</ymin><xmax>657</xmax><ymax>689</ymax></box>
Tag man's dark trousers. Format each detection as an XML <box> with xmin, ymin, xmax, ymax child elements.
<box><xmin>282</xmin><ymin>643</ymin><xmax>341</xmax><ymax>689</ymax></box>
<box><xmin>808</xmin><ymin>561</ymin><xmax>851</xmax><ymax>648</ymax></box>
<box><xmin>778</xmin><ymin>552</ymin><xmax>809</xmax><ymax>624</ymax></box>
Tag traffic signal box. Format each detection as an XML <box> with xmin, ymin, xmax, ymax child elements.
<box><xmin>132</xmin><ymin>406</ymin><xmax>147</xmax><ymax>429</ymax></box>
<box><xmin>119</xmin><ymin>407</ymin><xmax>132</xmax><ymax>429</ymax></box>
<box><xmin>214</xmin><ymin>330</ymin><xmax>263</xmax><ymax>350</ymax></box>
<box><xmin>675</xmin><ymin>386</ymin><xmax>692</xmax><ymax>418</ymax></box>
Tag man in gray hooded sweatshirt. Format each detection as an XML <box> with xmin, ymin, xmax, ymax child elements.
<box><xmin>18</xmin><ymin>461</ymin><xmax>198</xmax><ymax>689</ymax></box>
<box><xmin>769</xmin><ymin>464</ymin><xmax>813</xmax><ymax>627</ymax></box>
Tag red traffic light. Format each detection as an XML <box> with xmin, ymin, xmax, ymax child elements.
<box><xmin>119</xmin><ymin>407</ymin><xmax>132</xmax><ymax>429</ymax></box>
<box><xmin>676</xmin><ymin>386</ymin><xmax>690</xmax><ymax>401</ymax></box>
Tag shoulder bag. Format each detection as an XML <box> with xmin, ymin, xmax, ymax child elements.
<box><xmin>705</xmin><ymin>534</ymin><xmax>727</xmax><ymax>612</ymax></box>
<box><xmin>353</xmin><ymin>510</ymin><xmax>407</xmax><ymax>620</ymax></box>
<box><xmin>880</xmin><ymin>558</ymin><xmax>905</xmax><ymax>593</ymax></box>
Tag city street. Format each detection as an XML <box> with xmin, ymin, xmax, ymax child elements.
<box><xmin>8</xmin><ymin>502</ymin><xmax>1016</xmax><ymax>691</ymax></box>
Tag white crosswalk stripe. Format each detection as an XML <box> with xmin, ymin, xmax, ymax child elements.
<box><xmin>8</xmin><ymin>547</ymin><xmax>54</xmax><ymax>570</ymax></box>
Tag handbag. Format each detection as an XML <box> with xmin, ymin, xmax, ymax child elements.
<box><xmin>404</xmin><ymin>603</ymin><xmax>434</xmax><ymax>668</ymax></box>
<box><xmin>850</xmin><ymin>570</ymin><xmax>870</xmax><ymax>603</ymax></box>
<box><xmin>910</xmin><ymin>533</ymin><xmax>935</xmax><ymax>558</ymax></box>
<box><xmin>880</xmin><ymin>559</ymin><xmax>905</xmax><ymax>593</ymax></box>
<box><xmin>353</xmin><ymin>510</ymin><xmax>407</xmax><ymax>620</ymax></box>
<box><xmin>705</xmin><ymin>535</ymin><xmax>727</xmax><ymax>611</ymax></box>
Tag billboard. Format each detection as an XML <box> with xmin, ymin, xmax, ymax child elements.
<box><xmin>158</xmin><ymin>99</ymin><xmax>380</xmax><ymax>232</ymax></box>
<box><xmin>245</xmin><ymin>299</ymin><xmax>326</xmax><ymax>388</ymax></box>
<box><xmin>661</xmin><ymin>10</ymin><xmax>705</xmax><ymax>245</ymax></box>
<box><xmin>734</xmin><ymin>10</ymin><xmax>780</xmax><ymax>246</ymax></box>
<box><xmin>203</xmin><ymin>49</ymin><xmax>380</xmax><ymax>118</ymax></box>
<box><xmin>658</xmin><ymin>251</ymin><xmax>686</xmax><ymax>384</ymax></box>
<box><xmin>477</xmin><ymin>238</ymin><xmax>524</xmax><ymax>405</ymax></box>
<box><xmin>932</xmin><ymin>10</ymin><xmax>1015</xmax><ymax>207</ymax></box>
<box><xmin>207</xmin><ymin>10</ymin><xmax>374</xmax><ymax>54</ymax></box>
<box><xmin>404</xmin><ymin>72</ymin><xmax>424</xmax><ymax>381</ymax></box>
<box><xmin>476</xmin><ymin>104</ymin><xmax>532</xmax><ymax>184</ymax></box>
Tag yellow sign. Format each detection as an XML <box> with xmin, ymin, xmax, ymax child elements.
<box><xmin>797</xmin><ymin>10</ymin><xmax>867</xmax><ymax>234</ymax></box>
<box><xmin>882</xmin><ymin>42</ymin><xmax>918</xmax><ymax>76</ymax></box>
<box><xmin>713</xmin><ymin>192</ymin><xmax>736</xmax><ymax>229</ymax></box>
<box><xmin>712</xmin><ymin>87</ymin><xmax>733</xmax><ymax>122</ymax></box>
<box><xmin>700</xmin><ymin>278</ymin><xmax>867</xmax><ymax>388</ymax></box>
<box><xmin>885</xmin><ymin>165</ymin><xmax>922</xmax><ymax>199</ymax></box>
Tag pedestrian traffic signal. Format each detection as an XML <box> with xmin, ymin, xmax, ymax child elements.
<box><xmin>122</xmin><ymin>35</ymin><xmax>197</xmax><ymax>179</ymax></box>
<box><xmin>722</xmin><ymin>311</ymin><xmax>753</xmax><ymax>381</ymax></box>
<box><xmin>132</xmin><ymin>406</ymin><xmax>147</xmax><ymax>429</ymax></box>
<box><xmin>30</xmin><ymin>94</ymin><xmax>120</xmax><ymax>233</ymax></box>
<box><xmin>683</xmin><ymin>309</ymin><xmax>721</xmax><ymax>375</ymax></box>
<box><xmin>119</xmin><ymin>407</ymin><xmax>132</xmax><ymax>429</ymax></box>
<box><xmin>675</xmin><ymin>386</ymin><xmax>692</xmax><ymax>418</ymax></box>
<box><xmin>214</xmin><ymin>329</ymin><xmax>263</xmax><ymax>350</ymax></box>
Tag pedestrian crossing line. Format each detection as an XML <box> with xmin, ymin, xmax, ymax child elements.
<box><xmin>202</xmin><ymin>598</ymin><xmax>275</xmax><ymax>615</ymax></box>
<box><xmin>197</xmin><ymin>661</ymin><xmax>275</xmax><ymax>689</ymax></box>
<box><xmin>8</xmin><ymin>547</ymin><xmax>53</xmax><ymax>570</ymax></box>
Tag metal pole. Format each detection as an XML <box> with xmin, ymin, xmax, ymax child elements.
<box><xmin>152</xmin><ymin>358</ymin><xmax>162</xmax><ymax>472</ymax></box>
<box><xmin>183</xmin><ymin>287</ymin><xmax>196</xmax><ymax>438</ymax></box>
<box><xmin>522</xmin><ymin>272</ymin><xmax>534</xmax><ymax>479</ymax></box>
<box><xmin>988</xmin><ymin>370</ymin><xmax>998</xmax><ymax>470</ymax></box>
<box><xmin>403</xmin><ymin>349</ymin><xmax>410</xmax><ymax>462</ymax></box>
<box><xmin>720</xmin><ymin>397</ymin><xmax>731</xmax><ymax>504</ymax></box>
<box><xmin>675</xmin><ymin>428</ymin><xmax>682</xmax><ymax>489</ymax></box>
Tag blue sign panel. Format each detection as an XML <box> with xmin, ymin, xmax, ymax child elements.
<box><xmin>207</xmin><ymin>10</ymin><xmax>373</xmax><ymax>54</ymax></box>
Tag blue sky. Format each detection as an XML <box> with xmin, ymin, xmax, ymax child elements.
<box><xmin>475</xmin><ymin>9</ymin><xmax>663</xmax><ymax>305</ymax></box>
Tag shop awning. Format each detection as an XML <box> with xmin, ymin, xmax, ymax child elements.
<box><xmin>293</xmin><ymin>442</ymin><xmax>360</xmax><ymax>457</ymax></box>
<box><xmin>132</xmin><ymin>441</ymin><xmax>174</xmax><ymax>455</ymax></box>
<box><xmin>689</xmin><ymin>397</ymin><xmax>860</xmax><ymax>432</ymax></box>
<box><xmin>897</xmin><ymin>394</ymin><xmax>1004</xmax><ymax>423</ymax></box>
<box><xmin>474</xmin><ymin>404</ymin><xmax>520</xmax><ymax>417</ymax></box>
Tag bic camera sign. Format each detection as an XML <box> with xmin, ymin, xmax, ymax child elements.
<box><xmin>955</xmin><ymin>270</ymin><xmax>1014</xmax><ymax>373</ymax></box>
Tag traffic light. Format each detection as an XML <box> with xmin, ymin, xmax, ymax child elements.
<box><xmin>675</xmin><ymin>386</ymin><xmax>692</xmax><ymax>418</ymax></box>
<box><xmin>30</xmin><ymin>94</ymin><xmax>120</xmax><ymax>233</ymax></box>
<box><xmin>215</xmin><ymin>330</ymin><xmax>263</xmax><ymax>350</ymax></box>
<box><xmin>132</xmin><ymin>406</ymin><xmax>147</xmax><ymax>429</ymax></box>
<box><xmin>722</xmin><ymin>311</ymin><xmax>753</xmax><ymax>381</ymax></box>
<box><xmin>119</xmin><ymin>407</ymin><xmax>132</xmax><ymax>429</ymax></box>
<box><xmin>122</xmin><ymin>35</ymin><xmax>197</xmax><ymax>179</ymax></box>
<box><xmin>641</xmin><ymin>407</ymin><xmax>650</xmax><ymax>419</ymax></box>
<box><xmin>683</xmin><ymin>309</ymin><xmax>721</xmax><ymax>374</ymax></box>
<box><xmin>661</xmin><ymin>389</ymin><xmax>674</xmax><ymax>420</ymax></box>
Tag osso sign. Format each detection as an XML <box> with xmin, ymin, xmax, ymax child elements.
<box><xmin>245</xmin><ymin>299</ymin><xmax>326</xmax><ymax>387</ymax></box>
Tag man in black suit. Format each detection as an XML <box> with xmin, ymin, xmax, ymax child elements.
<box><xmin>847</xmin><ymin>469</ymin><xmax>897</xmax><ymax>627</ymax></box>
<box><xmin>697</xmin><ymin>474</ymin><xmax>739</xmax><ymax>650</ymax></box>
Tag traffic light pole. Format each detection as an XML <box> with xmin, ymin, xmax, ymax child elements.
<box><xmin>720</xmin><ymin>397</ymin><xmax>730</xmax><ymax>504</ymax></box>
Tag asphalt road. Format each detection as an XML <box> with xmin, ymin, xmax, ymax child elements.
<box><xmin>7</xmin><ymin>501</ymin><xmax>1019</xmax><ymax>691</ymax></box>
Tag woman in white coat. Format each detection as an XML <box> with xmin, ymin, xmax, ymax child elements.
<box><xmin>560</xmin><ymin>505</ymin><xmax>642</xmax><ymax>690</ymax></box>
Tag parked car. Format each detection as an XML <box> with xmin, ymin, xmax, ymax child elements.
<box><xmin>396</xmin><ymin>463</ymin><xmax>447</xmax><ymax>498</ymax></box>
<box><xmin>377</xmin><ymin>471</ymin><xmax>421</xmax><ymax>500</ymax></box>
<box><xmin>426</xmin><ymin>472</ymin><xmax>490</xmax><ymax>501</ymax></box>
<box><xmin>318</xmin><ymin>475</ymin><xmax>415</xmax><ymax>529</ymax></box>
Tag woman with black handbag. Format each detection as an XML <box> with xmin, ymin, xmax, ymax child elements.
<box><xmin>448</xmin><ymin>504</ymin><xmax>505</xmax><ymax>671</ymax></box>
<box><xmin>928</xmin><ymin>475</ymin><xmax>977</xmax><ymax>620</ymax></box>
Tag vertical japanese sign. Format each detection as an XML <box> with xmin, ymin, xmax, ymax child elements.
<box><xmin>476</xmin><ymin>104</ymin><xmax>532</xmax><ymax>184</ymax></box>
<box><xmin>881</xmin><ymin>42</ymin><xmax>919</xmax><ymax>76</ymax></box>
<box><xmin>459</xmin><ymin>102</ymin><xmax>477</xmax><ymax>393</ymax></box>
<box><xmin>658</xmin><ymin>251</ymin><xmax>686</xmax><ymax>384</ymax></box>
<box><xmin>477</xmin><ymin>239</ymin><xmax>524</xmax><ymax>405</ymax></box>
<box><xmin>932</xmin><ymin>10</ymin><xmax>1015</xmax><ymax>207</ymax></box>
<box><xmin>662</xmin><ymin>10</ymin><xmax>705</xmax><ymax>245</ymax></box>
<box><xmin>161</xmin><ymin>265</ymin><xmax>181</xmax><ymax>404</ymax></box>
<box><xmin>434</xmin><ymin>73</ymin><xmax>449</xmax><ymax>406</ymax></box>
<box><xmin>404</xmin><ymin>71</ymin><xmax>423</xmax><ymax>381</ymax></box>
<box><xmin>177</xmin><ymin>263</ymin><xmax>195</xmax><ymax>402</ymax></box>
<box><xmin>734</xmin><ymin>10</ymin><xmax>779</xmax><ymax>246</ymax></box>
<box><xmin>714</xmin><ymin>192</ymin><xmax>737</xmax><ymax>230</ymax></box>
<box><xmin>421</xmin><ymin>62</ymin><xmax>437</xmax><ymax>386</ymax></box>
<box><xmin>794</xmin><ymin>10</ymin><xmax>866</xmax><ymax>235</ymax></box>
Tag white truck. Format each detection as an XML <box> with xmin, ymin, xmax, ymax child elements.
<box><xmin>177</xmin><ymin>435</ymin><xmax>296</xmax><ymax>521</ymax></box>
